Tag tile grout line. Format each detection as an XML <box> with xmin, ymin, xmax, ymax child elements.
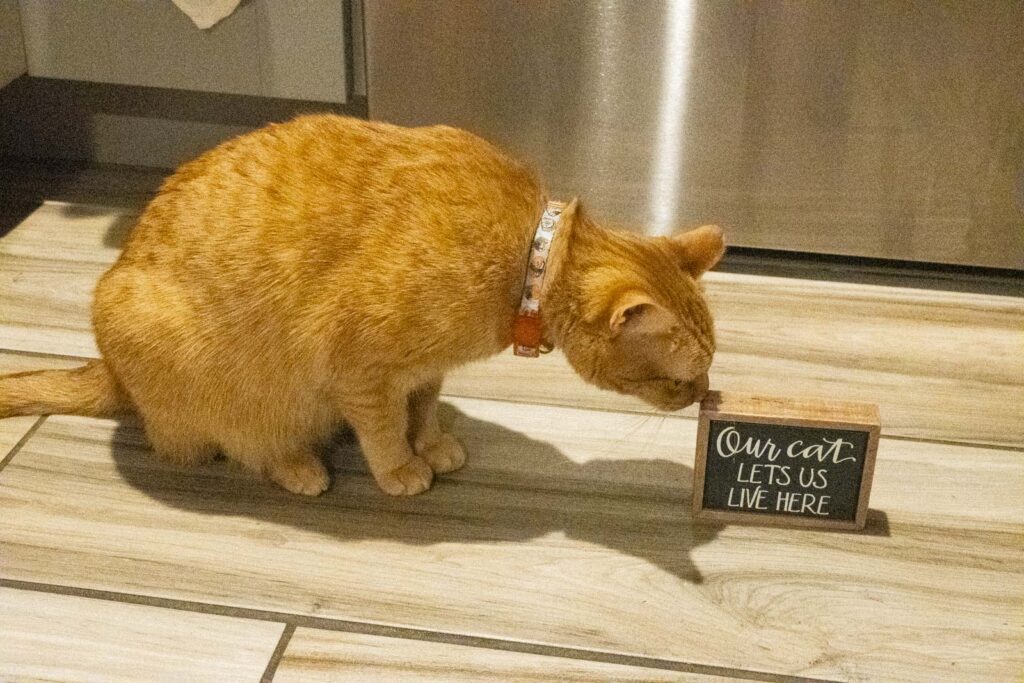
<box><xmin>0</xmin><ymin>416</ymin><xmax>47</xmax><ymax>476</ymax></box>
<box><xmin>440</xmin><ymin>391</ymin><xmax>686</xmax><ymax>422</ymax></box>
<box><xmin>0</xmin><ymin>578</ymin><xmax>835</xmax><ymax>683</ymax></box>
<box><xmin>0</xmin><ymin>347</ymin><xmax>98</xmax><ymax>363</ymax></box>
<box><xmin>260</xmin><ymin>623</ymin><xmax>295</xmax><ymax>683</ymax></box>
<box><xmin>880</xmin><ymin>432</ymin><xmax>1024</xmax><ymax>454</ymax></box>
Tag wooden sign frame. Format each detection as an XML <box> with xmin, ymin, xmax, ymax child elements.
<box><xmin>693</xmin><ymin>391</ymin><xmax>880</xmax><ymax>530</ymax></box>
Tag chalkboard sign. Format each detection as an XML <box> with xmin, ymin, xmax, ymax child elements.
<box><xmin>693</xmin><ymin>391</ymin><xmax>880</xmax><ymax>530</ymax></box>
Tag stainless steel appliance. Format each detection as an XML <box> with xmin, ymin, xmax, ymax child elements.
<box><xmin>364</xmin><ymin>1</ymin><xmax>1023</xmax><ymax>269</ymax></box>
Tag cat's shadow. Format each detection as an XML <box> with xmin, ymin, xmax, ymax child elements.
<box><xmin>110</xmin><ymin>402</ymin><xmax>723</xmax><ymax>584</ymax></box>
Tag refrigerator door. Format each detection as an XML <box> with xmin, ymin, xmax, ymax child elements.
<box><xmin>364</xmin><ymin>1</ymin><xmax>1023</xmax><ymax>269</ymax></box>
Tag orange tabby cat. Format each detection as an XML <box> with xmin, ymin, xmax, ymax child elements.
<box><xmin>0</xmin><ymin>115</ymin><xmax>723</xmax><ymax>496</ymax></box>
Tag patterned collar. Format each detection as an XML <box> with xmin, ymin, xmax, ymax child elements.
<box><xmin>512</xmin><ymin>201</ymin><xmax>564</xmax><ymax>357</ymax></box>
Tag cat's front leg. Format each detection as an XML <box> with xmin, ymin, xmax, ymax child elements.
<box><xmin>344</xmin><ymin>392</ymin><xmax>434</xmax><ymax>496</ymax></box>
<box><xmin>408</xmin><ymin>379</ymin><xmax>467</xmax><ymax>474</ymax></box>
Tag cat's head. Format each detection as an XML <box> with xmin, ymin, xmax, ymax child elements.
<box><xmin>548</xmin><ymin>203</ymin><xmax>724</xmax><ymax>412</ymax></box>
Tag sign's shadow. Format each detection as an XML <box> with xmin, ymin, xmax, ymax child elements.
<box><xmin>110</xmin><ymin>403</ymin><xmax>724</xmax><ymax>584</ymax></box>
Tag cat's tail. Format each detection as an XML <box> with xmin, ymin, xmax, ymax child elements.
<box><xmin>0</xmin><ymin>359</ymin><xmax>131</xmax><ymax>418</ymax></box>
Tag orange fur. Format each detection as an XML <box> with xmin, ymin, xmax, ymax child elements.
<box><xmin>0</xmin><ymin>115</ymin><xmax>723</xmax><ymax>496</ymax></box>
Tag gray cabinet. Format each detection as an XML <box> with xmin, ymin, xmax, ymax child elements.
<box><xmin>18</xmin><ymin>0</ymin><xmax>348</xmax><ymax>103</ymax></box>
<box><xmin>0</xmin><ymin>0</ymin><xmax>25</xmax><ymax>88</ymax></box>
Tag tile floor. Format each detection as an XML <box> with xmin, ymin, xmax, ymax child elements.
<box><xmin>0</xmin><ymin>166</ymin><xmax>1022</xmax><ymax>682</ymax></box>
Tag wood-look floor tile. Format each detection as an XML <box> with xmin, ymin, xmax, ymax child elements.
<box><xmin>0</xmin><ymin>587</ymin><xmax>284</xmax><ymax>682</ymax></box>
<box><xmin>0</xmin><ymin>254</ymin><xmax>102</xmax><ymax>357</ymax></box>
<box><xmin>0</xmin><ymin>414</ymin><xmax>35</xmax><ymax>463</ymax></box>
<box><xmin>0</xmin><ymin>400</ymin><xmax>1019</xmax><ymax>682</ymax></box>
<box><xmin>274</xmin><ymin>628</ymin><xmax>738</xmax><ymax>682</ymax></box>
<box><xmin>0</xmin><ymin>200</ymin><xmax>133</xmax><ymax>265</ymax></box>
<box><xmin>703</xmin><ymin>273</ymin><xmax>1024</xmax><ymax>448</ymax></box>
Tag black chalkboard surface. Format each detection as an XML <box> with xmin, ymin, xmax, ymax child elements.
<box><xmin>694</xmin><ymin>392</ymin><xmax>880</xmax><ymax>530</ymax></box>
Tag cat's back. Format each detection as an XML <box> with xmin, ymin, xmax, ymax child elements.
<box><xmin>119</xmin><ymin>115</ymin><xmax>539</xmax><ymax>266</ymax></box>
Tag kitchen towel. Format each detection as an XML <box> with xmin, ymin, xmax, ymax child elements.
<box><xmin>171</xmin><ymin>0</ymin><xmax>241</xmax><ymax>29</ymax></box>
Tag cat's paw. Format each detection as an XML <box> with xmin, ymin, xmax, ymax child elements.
<box><xmin>418</xmin><ymin>433</ymin><xmax>467</xmax><ymax>474</ymax></box>
<box><xmin>268</xmin><ymin>455</ymin><xmax>330</xmax><ymax>496</ymax></box>
<box><xmin>375</xmin><ymin>456</ymin><xmax>433</xmax><ymax>496</ymax></box>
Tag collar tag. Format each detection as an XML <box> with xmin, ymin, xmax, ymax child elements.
<box><xmin>513</xmin><ymin>202</ymin><xmax>563</xmax><ymax>357</ymax></box>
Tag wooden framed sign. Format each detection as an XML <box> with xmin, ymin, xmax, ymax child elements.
<box><xmin>693</xmin><ymin>391</ymin><xmax>880</xmax><ymax>530</ymax></box>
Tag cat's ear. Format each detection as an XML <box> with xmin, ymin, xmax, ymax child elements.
<box><xmin>608</xmin><ymin>290</ymin><xmax>675</xmax><ymax>337</ymax></box>
<box><xmin>671</xmin><ymin>225</ymin><xmax>725</xmax><ymax>277</ymax></box>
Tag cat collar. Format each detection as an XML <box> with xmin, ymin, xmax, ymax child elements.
<box><xmin>512</xmin><ymin>201</ymin><xmax>564</xmax><ymax>357</ymax></box>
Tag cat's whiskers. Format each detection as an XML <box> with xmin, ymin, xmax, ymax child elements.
<box><xmin>595</xmin><ymin>410</ymin><xmax>659</xmax><ymax>459</ymax></box>
<box><xmin>632</xmin><ymin>411</ymin><xmax>672</xmax><ymax>465</ymax></box>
